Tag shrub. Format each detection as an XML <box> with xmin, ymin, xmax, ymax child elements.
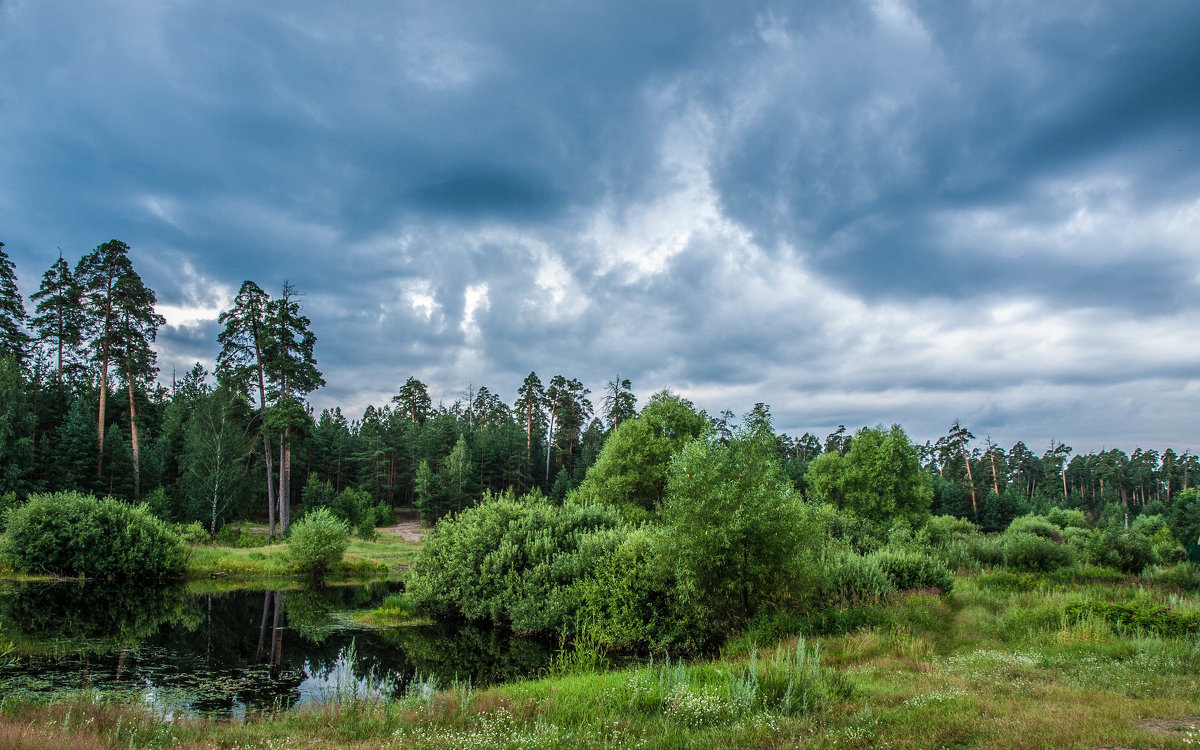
<box><xmin>1007</xmin><ymin>514</ymin><xmax>1064</xmax><ymax>542</ymax></box>
<box><xmin>334</xmin><ymin>487</ymin><xmax>374</xmax><ymax>528</ymax></box>
<box><xmin>0</xmin><ymin>491</ymin><xmax>20</xmax><ymax>531</ymax></box>
<box><xmin>925</xmin><ymin>515</ymin><xmax>979</xmax><ymax>546</ymax></box>
<box><xmin>820</xmin><ymin>546</ymin><xmax>895</xmax><ymax>600</ymax></box>
<box><xmin>358</xmin><ymin>515</ymin><xmax>378</xmax><ymax>541</ymax></box>
<box><xmin>1143</xmin><ymin>562</ymin><xmax>1200</xmax><ymax>592</ymax></box>
<box><xmin>172</xmin><ymin>521</ymin><xmax>211</xmax><ymax>545</ymax></box>
<box><xmin>867</xmin><ymin>547</ymin><xmax>954</xmax><ymax>592</ymax></box>
<box><xmin>966</xmin><ymin>534</ymin><xmax>1006</xmax><ymax>567</ymax></box>
<box><xmin>1086</xmin><ymin>528</ymin><xmax>1154</xmax><ymax>574</ymax></box>
<box><xmin>1001</xmin><ymin>531</ymin><xmax>1074</xmax><ymax>572</ymax></box>
<box><xmin>3</xmin><ymin>491</ymin><xmax>186</xmax><ymax>581</ymax></box>
<box><xmin>407</xmin><ymin>491</ymin><xmax>625</xmax><ymax>634</ymax></box>
<box><xmin>288</xmin><ymin>507</ymin><xmax>350</xmax><ymax>578</ymax></box>
<box><xmin>1044</xmin><ymin>507</ymin><xmax>1088</xmax><ymax>530</ymax></box>
<box><xmin>1064</xmin><ymin>599</ymin><xmax>1200</xmax><ymax>637</ymax></box>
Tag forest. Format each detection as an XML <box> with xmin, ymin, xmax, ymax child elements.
<box><xmin>0</xmin><ymin>239</ymin><xmax>1197</xmax><ymax>549</ymax></box>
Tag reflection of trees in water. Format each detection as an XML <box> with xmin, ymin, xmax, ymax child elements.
<box><xmin>0</xmin><ymin>582</ymin><xmax>552</xmax><ymax>715</ymax></box>
<box><xmin>0</xmin><ymin>582</ymin><xmax>195</xmax><ymax>654</ymax></box>
<box><xmin>384</xmin><ymin>623</ymin><xmax>554</xmax><ymax>688</ymax></box>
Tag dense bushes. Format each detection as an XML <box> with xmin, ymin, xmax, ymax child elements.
<box><xmin>3</xmin><ymin>491</ymin><xmax>186</xmax><ymax>581</ymax></box>
<box><xmin>1001</xmin><ymin>531</ymin><xmax>1074</xmax><ymax>572</ymax></box>
<box><xmin>407</xmin><ymin>491</ymin><xmax>626</xmax><ymax>634</ymax></box>
<box><xmin>287</xmin><ymin>507</ymin><xmax>350</xmax><ymax>578</ymax></box>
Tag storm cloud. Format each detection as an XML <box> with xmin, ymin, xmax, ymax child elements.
<box><xmin>2</xmin><ymin>0</ymin><xmax>1198</xmax><ymax>452</ymax></box>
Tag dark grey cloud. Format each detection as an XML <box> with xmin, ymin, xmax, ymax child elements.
<box><xmin>2</xmin><ymin>0</ymin><xmax>1199</xmax><ymax>453</ymax></box>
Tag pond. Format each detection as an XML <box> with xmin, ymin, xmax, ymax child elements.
<box><xmin>0</xmin><ymin>582</ymin><xmax>556</xmax><ymax>718</ymax></box>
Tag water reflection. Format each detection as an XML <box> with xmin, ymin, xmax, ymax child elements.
<box><xmin>0</xmin><ymin>582</ymin><xmax>553</xmax><ymax>717</ymax></box>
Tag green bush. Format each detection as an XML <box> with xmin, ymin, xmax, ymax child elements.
<box><xmin>1086</xmin><ymin>528</ymin><xmax>1154</xmax><ymax>574</ymax></box>
<box><xmin>0</xmin><ymin>491</ymin><xmax>20</xmax><ymax>532</ymax></box>
<box><xmin>407</xmin><ymin>490</ymin><xmax>625</xmax><ymax>634</ymax></box>
<box><xmin>3</xmin><ymin>491</ymin><xmax>186</xmax><ymax>581</ymax></box>
<box><xmin>820</xmin><ymin>546</ymin><xmax>895</xmax><ymax>600</ymax></box>
<box><xmin>925</xmin><ymin>514</ymin><xmax>979</xmax><ymax>545</ymax></box>
<box><xmin>867</xmin><ymin>547</ymin><xmax>954</xmax><ymax>592</ymax></box>
<box><xmin>288</xmin><ymin>507</ymin><xmax>350</xmax><ymax>578</ymax></box>
<box><xmin>358</xmin><ymin>515</ymin><xmax>378</xmax><ymax>541</ymax></box>
<box><xmin>1143</xmin><ymin>562</ymin><xmax>1200</xmax><ymax>592</ymax></box>
<box><xmin>1006</xmin><ymin>514</ymin><xmax>1064</xmax><ymax>542</ymax></box>
<box><xmin>966</xmin><ymin>534</ymin><xmax>1006</xmax><ymax>567</ymax></box>
<box><xmin>172</xmin><ymin>521</ymin><xmax>211</xmax><ymax>545</ymax></box>
<box><xmin>1001</xmin><ymin>530</ymin><xmax>1074</xmax><ymax>572</ymax></box>
<box><xmin>1044</xmin><ymin>507</ymin><xmax>1088</xmax><ymax>529</ymax></box>
<box><xmin>1064</xmin><ymin>599</ymin><xmax>1200</xmax><ymax>637</ymax></box>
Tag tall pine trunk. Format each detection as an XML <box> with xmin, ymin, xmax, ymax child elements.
<box><xmin>96</xmin><ymin>348</ymin><xmax>109</xmax><ymax>476</ymax></box>
<box><xmin>127</xmin><ymin>378</ymin><xmax>141</xmax><ymax>500</ymax></box>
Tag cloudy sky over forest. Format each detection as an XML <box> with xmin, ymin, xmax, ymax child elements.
<box><xmin>2</xmin><ymin>0</ymin><xmax>1198</xmax><ymax>451</ymax></box>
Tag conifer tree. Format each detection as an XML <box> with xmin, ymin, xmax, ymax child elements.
<box><xmin>261</xmin><ymin>281</ymin><xmax>323</xmax><ymax>533</ymax></box>
<box><xmin>217</xmin><ymin>280</ymin><xmax>279</xmax><ymax>535</ymax></box>
<box><xmin>0</xmin><ymin>242</ymin><xmax>30</xmax><ymax>362</ymax></box>
<box><xmin>30</xmin><ymin>253</ymin><xmax>85</xmax><ymax>382</ymax></box>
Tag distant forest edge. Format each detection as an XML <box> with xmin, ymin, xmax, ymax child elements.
<box><xmin>0</xmin><ymin>240</ymin><xmax>1197</xmax><ymax>545</ymax></box>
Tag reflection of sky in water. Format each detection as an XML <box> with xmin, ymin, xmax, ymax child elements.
<box><xmin>0</xmin><ymin>584</ymin><xmax>554</xmax><ymax>719</ymax></box>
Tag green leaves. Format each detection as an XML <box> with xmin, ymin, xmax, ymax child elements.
<box><xmin>3</xmin><ymin>491</ymin><xmax>186</xmax><ymax>581</ymax></box>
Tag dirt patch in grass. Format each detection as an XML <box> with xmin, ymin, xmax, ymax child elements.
<box><xmin>1136</xmin><ymin>716</ymin><xmax>1200</xmax><ymax>735</ymax></box>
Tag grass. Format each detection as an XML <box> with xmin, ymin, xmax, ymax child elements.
<box><xmin>2</xmin><ymin>568</ymin><xmax>1198</xmax><ymax>748</ymax></box>
<box><xmin>183</xmin><ymin>531</ymin><xmax>419</xmax><ymax>582</ymax></box>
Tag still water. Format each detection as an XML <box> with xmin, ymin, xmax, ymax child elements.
<box><xmin>0</xmin><ymin>582</ymin><xmax>554</xmax><ymax>718</ymax></box>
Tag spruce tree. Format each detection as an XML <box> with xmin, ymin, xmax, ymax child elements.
<box><xmin>0</xmin><ymin>242</ymin><xmax>30</xmax><ymax>362</ymax></box>
<box><xmin>30</xmin><ymin>253</ymin><xmax>85</xmax><ymax>382</ymax></box>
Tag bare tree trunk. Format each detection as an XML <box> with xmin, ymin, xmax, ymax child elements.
<box><xmin>544</xmin><ymin>408</ymin><xmax>556</xmax><ymax>484</ymax></box>
<box><xmin>1062</xmin><ymin>469</ymin><xmax>1068</xmax><ymax>502</ymax></box>
<box><xmin>963</xmin><ymin>453</ymin><xmax>977</xmax><ymax>516</ymax></box>
<box><xmin>989</xmin><ymin>453</ymin><xmax>999</xmax><ymax>495</ymax></box>
<box><xmin>279</xmin><ymin>431</ymin><xmax>291</xmax><ymax>534</ymax></box>
<box><xmin>127</xmin><ymin>379</ymin><xmax>141</xmax><ymax>500</ymax></box>
<box><xmin>96</xmin><ymin>350</ymin><xmax>109</xmax><ymax>476</ymax></box>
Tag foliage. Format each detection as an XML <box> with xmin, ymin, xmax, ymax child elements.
<box><xmin>287</xmin><ymin>507</ymin><xmax>350</xmax><ymax>578</ymax></box>
<box><xmin>1000</xmin><ymin>531</ymin><xmax>1074</xmax><ymax>572</ymax></box>
<box><xmin>572</xmin><ymin>390</ymin><xmax>710</xmax><ymax>519</ymax></box>
<box><xmin>1006</xmin><ymin>514</ymin><xmax>1064</xmax><ymax>542</ymax></box>
<box><xmin>1063</xmin><ymin>599</ymin><xmax>1200</xmax><ymax>637</ymax></box>
<box><xmin>663</xmin><ymin>410</ymin><xmax>808</xmax><ymax>625</ymax></box>
<box><xmin>3</xmin><ymin>491</ymin><xmax>186</xmax><ymax>580</ymax></box>
<box><xmin>805</xmin><ymin>424</ymin><xmax>932</xmax><ymax>530</ymax></box>
<box><xmin>1084</xmin><ymin>528</ymin><xmax>1154</xmax><ymax>574</ymax></box>
<box><xmin>867</xmin><ymin>547</ymin><xmax>954</xmax><ymax>592</ymax></box>
<box><xmin>408</xmin><ymin>490</ymin><xmax>625</xmax><ymax>634</ymax></box>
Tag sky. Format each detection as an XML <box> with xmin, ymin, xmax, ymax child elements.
<box><xmin>2</xmin><ymin>0</ymin><xmax>1199</xmax><ymax>454</ymax></box>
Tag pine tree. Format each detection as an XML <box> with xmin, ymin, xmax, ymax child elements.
<box><xmin>0</xmin><ymin>242</ymin><xmax>30</xmax><ymax>362</ymax></box>
<box><xmin>261</xmin><ymin>281</ymin><xmax>323</xmax><ymax>533</ymax></box>
<box><xmin>110</xmin><ymin>260</ymin><xmax>165</xmax><ymax>500</ymax></box>
<box><xmin>217</xmin><ymin>280</ymin><xmax>279</xmax><ymax>535</ymax></box>
<box><xmin>30</xmin><ymin>253</ymin><xmax>85</xmax><ymax>382</ymax></box>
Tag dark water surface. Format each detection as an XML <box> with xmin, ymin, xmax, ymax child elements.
<box><xmin>0</xmin><ymin>582</ymin><xmax>554</xmax><ymax>718</ymax></box>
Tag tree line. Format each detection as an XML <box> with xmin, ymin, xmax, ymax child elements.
<box><xmin>0</xmin><ymin>239</ymin><xmax>1196</xmax><ymax>543</ymax></box>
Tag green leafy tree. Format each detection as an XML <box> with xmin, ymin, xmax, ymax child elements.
<box><xmin>662</xmin><ymin>407</ymin><xmax>804</xmax><ymax>625</ymax></box>
<box><xmin>805</xmin><ymin>424</ymin><xmax>932</xmax><ymax>531</ymax></box>
<box><xmin>573</xmin><ymin>390</ymin><xmax>710</xmax><ymax>519</ymax></box>
<box><xmin>181</xmin><ymin>386</ymin><xmax>254</xmax><ymax>535</ymax></box>
<box><xmin>0</xmin><ymin>356</ymin><xmax>35</xmax><ymax>495</ymax></box>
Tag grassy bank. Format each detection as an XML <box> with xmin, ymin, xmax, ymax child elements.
<box><xmin>183</xmin><ymin>531</ymin><xmax>421</xmax><ymax>582</ymax></box>
<box><xmin>3</xmin><ymin>570</ymin><xmax>1198</xmax><ymax>749</ymax></box>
